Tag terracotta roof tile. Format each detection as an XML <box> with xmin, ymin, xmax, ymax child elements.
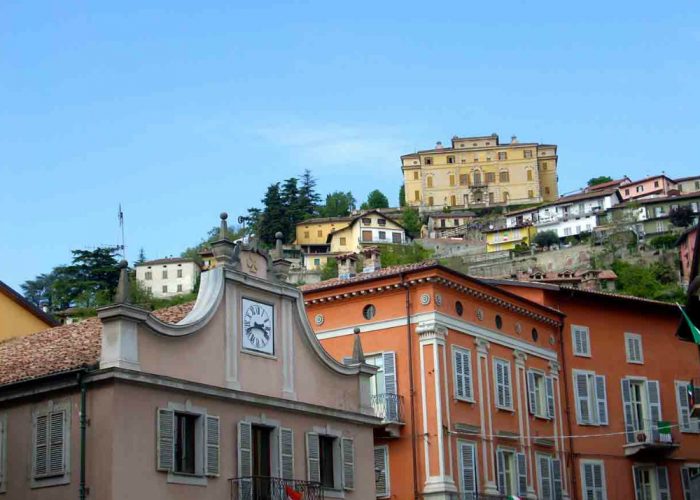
<box><xmin>0</xmin><ymin>302</ymin><xmax>194</xmax><ymax>387</ymax></box>
<box><xmin>300</xmin><ymin>261</ymin><xmax>440</xmax><ymax>292</ymax></box>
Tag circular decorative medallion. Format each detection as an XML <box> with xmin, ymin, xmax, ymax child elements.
<box><xmin>476</xmin><ymin>308</ymin><xmax>484</xmax><ymax>321</ymax></box>
<box><xmin>314</xmin><ymin>314</ymin><xmax>324</xmax><ymax>326</ymax></box>
<box><xmin>515</xmin><ymin>322</ymin><xmax>523</xmax><ymax>334</ymax></box>
<box><xmin>420</xmin><ymin>293</ymin><xmax>431</xmax><ymax>305</ymax></box>
<box><xmin>435</xmin><ymin>294</ymin><xmax>443</xmax><ymax>306</ymax></box>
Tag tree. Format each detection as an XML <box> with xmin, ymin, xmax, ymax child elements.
<box><xmin>399</xmin><ymin>185</ymin><xmax>406</xmax><ymax>207</ymax></box>
<box><xmin>298</xmin><ymin>169</ymin><xmax>321</xmax><ymax>219</ymax></box>
<box><xmin>320</xmin><ymin>258</ymin><xmax>338</xmax><ymax>280</ymax></box>
<box><xmin>587</xmin><ymin>176</ymin><xmax>613</xmax><ymax>187</ymax></box>
<box><xmin>377</xmin><ymin>243</ymin><xmax>433</xmax><ymax>267</ymax></box>
<box><xmin>360</xmin><ymin>190</ymin><xmax>389</xmax><ymax>210</ymax></box>
<box><xmin>180</xmin><ymin>224</ymin><xmax>245</xmax><ymax>263</ymax></box>
<box><xmin>319</xmin><ymin>191</ymin><xmax>356</xmax><ymax>217</ymax></box>
<box><xmin>533</xmin><ymin>230</ymin><xmax>559</xmax><ymax>248</ymax></box>
<box><xmin>401</xmin><ymin>207</ymin><xmax>422</xmax><ymax>238</ymax></box>
<box><xmin>258</xmin><ymin>183</ymin><xmax>287</xmax><ymax>244</ymax></box>
<box><xmin>134</xmin><ymin>248</ymin><xmax>147</xmax><ymax>265</ymax></box>
<box><xmin>670</xmin><ymin>205</ymin><xmax>694</xmax><ymax>227</ymax></box>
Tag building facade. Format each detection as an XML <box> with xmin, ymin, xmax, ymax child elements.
<box><xmin>675</xmin><ymin>176</ymin><xmax>700</xmax><ymax>195</ymax></box>
<box><xmin>483</xmin><ymin>224</ymin><xmax>537</xmax><ymax>253</ymax></box>
<box><xmin>618</xmin><ymin>175</ymin><xmax>677</xmax><ymax>202</ymax></box>
<box><xmin>302</xmin><ymin>262</ymin><xmax>570</xmax><ymax>500</ymax></box>
<box><xmin>402</xmin><ymin>134</ymin><xmax>559</xmax><ymax>212</ymax></box>
<box><xmin>0</xmin><ymin>279</ymin><xmax>57</xmax><ymax>341</ymax></box>
<box><xmin>0</xmin><ymin>218</ymin><xmax>379</xmax><ymax>499</ymax></box>
<box><xmin>328</xmin><ymin>210</ymin><xmax>409</xmax><ymax>254</ymax></box>
<box><xmin>490</xmin><ymin>280</ymin><xmax>700</xmax><ymax>500</ymax></box>
<box><xmin>135</xmin><ymin>257</ymin><xmax>201</xmax><ymax>298</ymax></box>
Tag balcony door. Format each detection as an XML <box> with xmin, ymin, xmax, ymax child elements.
<box><xmin>366</xmin><ymin>352</ymin><xmax>398</xmax><ymax>421</ymax></box>
<box><xmin>252</xmin><ymin>426</ymin><xmax>272</xmax><ymax>500</ymax></box>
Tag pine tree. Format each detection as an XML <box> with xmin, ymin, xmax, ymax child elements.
<box><xmin>259</xmin><ymin>183</ymin><xmax>286</xmax><ymax>244</ymax></box>
<box><xmin>298</xmin><ymin>169</ymin><xmax>321</xmax><ymax>219</ymax></box>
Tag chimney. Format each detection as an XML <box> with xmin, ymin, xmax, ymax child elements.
<box><xmin>361</xmin><ymin>246</ymin><xmax>381</xmax><ymax>273</ymax></box>
<box><xmin>511</xmin><ymin>135</ymin><xmax>518</xmax><ymax>144</ymax></box>
<box><xmin>435</xmin><ymin>141</ymin><xmax>443</xmax><ymax>149</ymax></box>
<box><xmin>336</xmin><ymin>253</ymin><xmax>358</xmax><ymax>279</ymax></box>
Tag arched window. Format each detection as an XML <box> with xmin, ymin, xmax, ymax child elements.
<box><xmin>473</xmin><ymin>171</ymin><xmax>482</xmax><ymax>185</ymax></box>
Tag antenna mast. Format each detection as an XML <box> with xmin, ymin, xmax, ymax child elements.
<box><xmin>118</xmin><ymin>204</ymin><xmax>126</xmax><ymax>260</ymax></box>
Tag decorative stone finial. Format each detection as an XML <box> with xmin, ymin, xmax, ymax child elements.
<box><xmin>219</xmin><ymin>212</ymin><xmax>229</xmax><ymax>240</ymax></box>
<box><xmin>274</xmin><ymin>231</ymin><xmax>284</xmax><ymax>260</ymax></box>
<box><xmin>114</xmin><ymin>260</ymin><xmax>130</xmax><ymax>304</ymax></box>
<box><xmin>351</xmin><ymin>327</ymin><xmax>365</xmax><ymax>363</ymax></box>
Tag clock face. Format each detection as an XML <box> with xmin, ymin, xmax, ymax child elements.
<box><xmin>241</xmin><ymin>299</ymin><xmax>274</xmax><ymax>354</ymax></box>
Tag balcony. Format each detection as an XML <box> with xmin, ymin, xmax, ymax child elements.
<box><xmin>230</xmin><ymin>476</ymin><xmax>324</xmax><ymax>500</ymax></box>
<box><xmin>358</xmin><ymin>237</ymin><xmax>405</xmax><ymax>245</ymax></box>
<box><xmin>623</xmin><ymin>419</ymin><xmax>680</xmax><ymax>459</ymax></box>
<box><xmin>371</xmin><ymin>393</ymin><xmax>404</xmax><ymax>438</ymax></box>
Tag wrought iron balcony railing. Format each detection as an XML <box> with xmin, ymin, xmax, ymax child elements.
<box><xmin>371</xmin><ymin>393</ymin><xmax>404</xmax><ymax>423</ymax></box>
<box><xmin>230</xmin><ymin>476</ymin><xmax>324</xmax><ymax>500</ymax></box>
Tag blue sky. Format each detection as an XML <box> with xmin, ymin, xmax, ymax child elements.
<box><xmin>2</xmin><ymin>1</ymin><xmax>699</xmax><ymax>290</ymax></box>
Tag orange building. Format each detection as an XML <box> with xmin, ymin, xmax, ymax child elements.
<box><xmin>302</xmin><ymin>262</ymin><xmax>571</xmax><ymax>499</ymax></box>
<box><xmin>489</xmin><ymin>279</ymin><xmax>700</xmax><ymax>500</ymax></box>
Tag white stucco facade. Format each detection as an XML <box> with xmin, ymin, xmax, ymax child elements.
<box><xmin>135</xmin><ymin>258</ymin><xmax>201</xmax><ymax>298</ymax></box>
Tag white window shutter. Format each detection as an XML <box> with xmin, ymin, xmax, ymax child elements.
<box><xmin>495</xmin><ymin>362</ymin><xmax>505</xmax><ymax>408</ymax></box>
<box><xmin>527</xmin><ymin>371</ymin><xmax>537</xmax><ymax>415</ymax></box>
<box><xmin>503</xmin><ymin>362</ymin><xmax>512</xmax><ymax>408</ymax></box>
<box><xmin>454</xmin><ymin>350</ymin><xmax>465</xmax><ymax>398</ymax></box>
<box><xmin>306</xmin><ymin>432</ymin><xmax>320</xmax><ymax>483</ymax></box>
<box><xmin>205</xmin><ymin>415</ymin><xmax>220</xmax><ymax>477</ymax></box>
<box><xmin>374</xmin><ymin>446</ymin><xmax>389</xmax><ymax>497</ymax></box>
<box><xmin>575</xmin><ymin>372</ymin><xmax>591</xmax><ymax>424</ymax></box>
<box><xmin>516</xmin><ymin>452</ymin><xmax>527</xmax><ymax>497</ymax></box>
<box><xmin>34</xmin><ymin>413</ymin><xmax>49</xmax><ymax>477</ymax></box>
<box><xmin>463</xmin><ymin>350</ymin><xmax>473</xmax><ymax>400</ymax></box>
<box><xmin>595</xmin><ymin>375</ymin><xmax>608</xmax><ymax>425</ymax></box>
<box><xmin>156</xmin><ymin>408</ymin><xmax>174</xmax><ymax>472</ymax></box>
<box><xmin>682</xmin><ymin>467</ymin><xmax>692</xmax><ymax>500</ymax></box>
<box><xmin>621</xmin><ymin>379</ymin><xmax>635</xmax><ymax>443</ymax></box>
<box><xmin>48</xmin><ymin>410</ymin><xmax>65</xmax><ymax>475</ymax></box>
<box><xmin>545</xmin><ymin>376</ymin><xmax>555</xmax><ymax>420</ymax></box>
<box><xmin>538</xmin><ymin>455</ymin><xmax>552</xmax><ymax>500</ymax></box>
<box><xmin>496</xmin><ymin>450</ymin><xmax>506</xmax><ymax>494</ymax></box>
<box><xmin>458</xmin><ymin>442</ymin><xmax>476</xmax><ymax>498</ymax></box>
<box><xmin>657</xmin><ymin>466</ymin><xmax>670</xmax><ymax>500</ymax></box>
<box><xmin>382</xmin><ymin>352</ymin><xmax>398</xmax><ymax>421</ymax></box>
<box><xmin>551</xmin><ymin>459</ymin><xmax>563</xmax><ymax>500</ymax></box>
<box><xmin>633</xmin><ymin>466</ymin><xmax>644</xmax><ymax>499</ymax></box>
<box><xmin>279</xmin><ymin>428</ymin><xmax>294</xmax><ymax>480</ymax></box>
<box><xmin>238</xmin><ymin>421</ymin><xmax>252</xmax><ymax>477</ymax></box>
<box><xmin>647</xmin><ymin>380</ymin><xmax>662</xmax><ymax>441</ymax></box>
<box><xmin>341</xmin><ymin>437</ymin><xmax>355</xmax><ymax>491</ymax></box>
<box><xmin>583</xmin><ymin>463</ymin><xmax>594</xmax><ymax>497</ymax></box>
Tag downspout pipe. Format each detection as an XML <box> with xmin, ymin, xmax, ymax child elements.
<box><xmin>557</xmin><ymin>312</ymin><xmax>577</xmax><ymax>499</ymax></box>
<box><xmin>401</xmin><ymin>273</ymin><xmax>420</xmax><ymax>500</ymax></box>
<box><xmin>78</xmin><ymin>370</ymin><xmax>88</xmax><ymax>500</ymax></box>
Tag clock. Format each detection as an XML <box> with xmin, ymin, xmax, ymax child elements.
<box><xmin>241</xmin><ymin>299</ymin><xmax>274</xmax><ymax>354</ymax></box>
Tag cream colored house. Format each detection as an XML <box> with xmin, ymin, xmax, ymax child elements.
<box><xmin>328</xmin><ymin>210</ymin><xmax>409</xmax><ymax>253</ymax></box>
<box><xmin>402</xmin><ymin>133</ymin><xmax>558</xmax><ymax>212</ymax></box>
<box><xmin>0</xmin><ymin>215</ymin><xmax>379</xmax><ymax>500</ymax></box>
<box><xmin>135</xmin><ymin>257</ymin><xmax>200</xmax><ymax>298</ymax></box>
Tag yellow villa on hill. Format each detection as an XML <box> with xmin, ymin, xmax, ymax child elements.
<box><xmin>483</xmin><ymin>224</ymin><xmax>537</xmax><ymax>253</ymax></box>
<box><xmin>0</xmin><ymin>280</ymin><xmax>58</xmax><ymax>340</ymax></box>
<box><xmin>402</xmin><ymin>133</ymin><xmax>558</xmax><ymax>212</ymax></box>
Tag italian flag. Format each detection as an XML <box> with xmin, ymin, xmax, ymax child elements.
<box><xmin>285</xmin><ymin>485</ymin><xmax>303</xmax><ymax>500</ymax></box>
<box><xmin>678</xmin><ymin>303</ymin><xmax>700</xmax><ymax>344</ymax></box>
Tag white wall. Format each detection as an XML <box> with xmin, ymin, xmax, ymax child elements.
<box><xmin>135</xmin><ymin>261</ymin><xmax>200</xmax><ymax>298</ymax></box>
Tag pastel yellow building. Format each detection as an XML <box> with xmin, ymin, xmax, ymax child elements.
<box><xmin>0</xmin><ymin>280</ymin><xmax>58</xmax><ymax>341</ymax></box>
<box><xmin>329</xmin><ymin>210</ymin><xmax>409</xmax><ymax>253</ymax></box>
<box><xmin>483</xmin><ymin>224</ymin><xmax>537</xmax><ymax>253</ymax></box>
<box><xmin>402</xmin><ymin>133</ymin><xmax>558</xmax><ymax>212</ymax></box>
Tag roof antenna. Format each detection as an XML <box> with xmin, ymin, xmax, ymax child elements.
<box><xmin>118</xmin><ymin>203</ymin><xmax>126</xmax><ymax>260</ymax></box>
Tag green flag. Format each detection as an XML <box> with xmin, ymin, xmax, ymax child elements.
<box><xmin>677</xmin><ymin>303</ymin><xmax>700</xmax><ymax>345</ymax></box>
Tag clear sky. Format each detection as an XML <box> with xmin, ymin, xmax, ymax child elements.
<box><xmin>2</xmin><ymin>1</ymin><xmax>699</xmax><ymax>291</ymax></box>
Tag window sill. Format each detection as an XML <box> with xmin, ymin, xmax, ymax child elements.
<box><xmin>323</xmin><ymin>489</ymin><xmax>346</xmax><ymax>499</ymax></box>
<box><xmin>30</xmin><ymin>473</ymin><xmax>71</xmax><ymax>489</ymax></box>
<box><xmin>533</xmin><ymin>414</ymin><xmax>552</xmax><ymax>421</ymax></box>
<box><xmin>167</xmin><ymin>472</ymin><xmax>208</xmax><ymax>486</ymax></box>
<box><xmin>241</xmin><ymin>349</ymin><xmax>277</xmax><ymax>360</ymax></box>
<box><xmin>496</xmin><ymin>406</ymin><xmax>515</xmax><ymax>413</ymax></box>
<box><xmin>455</xmin><ymin>397</ymin><xmax>475</xmax><ymax>404</ymax></box>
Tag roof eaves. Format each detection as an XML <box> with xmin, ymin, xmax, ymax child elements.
<box><xmin>0</xmin><ymin>280</ymin><xmax>59</xmax><ymax>327</ymax></box>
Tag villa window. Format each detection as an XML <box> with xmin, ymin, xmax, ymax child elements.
<box><xmin>499</xmin><ymin>171</ymin><xmax>510</xmax><ymax>182</ymax></box>
<box><xmin>498</xmin><ymin>152</ymin><xmax>507</xmax><ymax>160</ymax></box>
<box><xmin>524</xmin><ymin>150</ymin><xmax>532</xmax><ymax>158</ymax></box>
<box><xmin>527</xmin><ymin>370</ymin><xmax>555</xmax><ymax>419</ymax></box>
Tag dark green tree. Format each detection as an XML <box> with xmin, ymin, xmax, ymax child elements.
<box><xmin>670</xmin><ymin>205</ymin><xmax>694</xmax><ymax>227</ymax></box>
<box><xmin>298</xmin><ymin>169</ymin><xmax>321</xmax><ymax>219</ymax></box>
<box><xmin>533</xmin><ymin>230</ymin><xmax>559</xmax><ymax>247</ymax></box>
<box><xmin>258</xmin><ymin>183</ymin><xmax>287</xmax><ymax>244</ymax></box>
<box><xmin>399</xmin><ymin>185</ymin><xmax>406</xmax><ymax>207</ymax></box>
<box><xmin>360</xmin><ymin>189</ymin><xmax>390</xmax><ymax>210</ymax></box>
<box><xmin>401</xmin><ymin>207</ymin><xmax>422</xmax><ymax>238</ymax></box>
<box><xmin>181</xmin><ymin>224</ymin><xmax>245</xmax><ymax>263</ymax></box>
<box><xmin>135</xmin><ymin>247</ymin><xmax>147</xmax><ymax>265</ymax></box>
<box><xmin>587</xmin><ymin>176</ymin><xmax>613</xmax><ymax>187</ymax></box>
<box><xmin>319</xmin><ymin>191</ymin><xmax>356</xmax><ymax>217</ymax></box>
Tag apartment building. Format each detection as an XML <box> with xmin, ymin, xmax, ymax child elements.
<box><xmin>0</xmin><ymin>217</ymin><xmax>379</xmax><ymax>499</ymax></box>
<box><xmin>402</xmin><ymin>133</ymin><xmax>559</xmax><ymax>212</ymax></box>
<box><xmin>604</xmin><ymin>192</ymin><xmax>700</xmax><ymax>239</ymax></box>
<box><xmin>678</xmin><ymin>226</ymin><xmax>698</xmax><ymax>288</ymax></box>
<box><xmin>483</xmin><ymin>224</ymin><xmax>537</xmax><ymax>253</ymax></box>
<box><xmin>302</xmin><ymin>262</ymin><xmax>570</xmax><ymax>500</ymax></box>
<box><xmin>490</xmin><ymin>279</ymin><xmax>700</xmax><ymax>500</ymax></box>
<box><xmin>618</xmin><ymin>175</ymin><xmax>677</xmax><ymax>202</ymax></box>
<box><xmin>676</xmin><ymin>175</ymin><xmax>700</xmax><ymax>195</ymax></box>
<box><xmin>135</xmin><ymin>257</ymin><xmax>200</xmax><ymax>298</ymax></box>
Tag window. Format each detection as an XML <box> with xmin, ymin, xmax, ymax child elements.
<box><xmin>621</xmin><ymin>378</ymin><xmax>661</xmax><ymax>444</ymax></box>
<box><xmin>147</xmin><ymin>286</ymin><xmax>152</xmax><ymax>293</ymax></box>
<box><xmin>531</xmin><ymin>328</ymin><xmax>538</xmax><ymax>341</ymax></box>
<box><xmin>528</xmin><ymin>189</ymin><xmax>535</xmax><ymax>199</ymax></box>
<box><xmin>654</xmin><ymin>180</ymin><xmax>659</xmax><ymax>188</ymax></box>
<box><xmin>177</xmin><ymin>284</ymin><xmax>183</xmax><ymax>293</ymax></box>
<box><xmin>449</xmin><ymin>174</ymin><xmax>455</xmax><ymax>186</ymax></box>
<box><xmin>503</xmin><ymin>192</ymin><xmax>509</xmax><ymax>203</ymax></box>
<box><xmin>485</xmin><ymin>172</ymin><xmax>496</xmax><ymax>183</ymax></box>
<box><xmin>366</xmin><ymin>352</ymin><xmax>399</xmax><ymax>421</ymax></box>
<box><xmin>496</xmin><ymin>448</ymin><xmax>527</xmax><ymax>497</ymax></box>
<box><xmin>32</xmin><ymin>402</ymin><xmax>69</xmax><ymax>486</ymax></box>
<box><xmin>527</xmin><ymin>370</ymin><xmax>555</xmax><ymax>419</ymax></box>
<box><xmin>317</xmin><ymin>230</ymin><xmax>323</xmax><ymax>237</ymax></box>
<box><xmin>656</xmin><ymin>221</ymin><xmax>665</xmax><ymax>233</ymax></box>
<box><xmin>339</xmin><ymin>237</ymin><xmax>347</xmax><ymax>246</ymax></box>
<box><xmin>455</xmin><ymin>301</ymin><xmax>463</xmax><ymax>316</ymax></box>
<box><xmin>499</xmin><ymin>171</ymin><xmax>510</xmax><ymax>182</ymax></box>
<box><xmin>625</xmin><ymin>333</ymin><xmax>644</xmax><ymax>363</ymax></box>
<box><xmin>453</xmin><ymin>219</ymin><xmax>459</xmax><ymax>226</ymax></box>
<box><xmin>319</xmin><ymin>436</ymin><xmax>335</xmax><ymax>488</ymax></box>
<box><xmin>304</xmin><ymin>231</ymin><xmax>310</xmax><ymax>239</ymax></box>
<box><xmin>459</xmin><ymin>174</ymin><xmax>468</xmax><ymax>185</ymax></box>
<box><xmin>458</xmin><ymin>441</ymin><xmax>477</xmax><ymax>498</ymax></box>
<box><xmin>145</xmin><ymin>271</ymin><xmax>153</xmax><ymax>280</ymax></box>
<box><xmin>498</xmin><ymin>152</ymin><xmax>507</xmax><ymax>160</ymax></box>
<box><xmin>573</xmin><ymin>370</ymin><xmax>608</xmax><ymax>425</ymax></box>
<box><xmin>580</xmin><ymin>460</ymin><xmax>607</xmax><ymax>500</ymax></box>
<box><xmin>363</xmin><ymin>304</ymin><xmax>376</xmax><ymax>320</ymax></box>
<box><xmin>427</xmin><ymin>177</ymin><xmax>433</xmax><ymax>188</ymax></box>
<box><xmin>306</xmin><ymin>433</ymin><xmax>354</xmax><ymax>491</ymax></box>
<box><xmin>564</xmin><ymin>227</ymin><xmax>572</xmax><ymax>236</ymax></box>
<box><xmin>392</xmin><ymin>232</ymin><xmax>402</xmax><ymax>244</ymax></box>
<box><xmin>493</xmin><ymin>359</ymin><xmax>513</xmax><ymax>410</ymax></box>
<box><xmin>378</xmin><ymin>231</ymin><xmax>386</xmax><ymax>240</ymax></box>
<box><xmin>572</xmin><ymin>325</ymin><xmax>591</xmax><ymax>357</ymax></box>
<box><xmin>362</xmin><ymin>218</ymin><xmax>372</xmax><ymax>225</ymax></box>
<box><xmin>527</xmin><ymin>170</ymin><xmax>533</xmax><ymax>181</ymax></box>
<box><xmin>453</xmin><ymin>347</ymin><xmax>473</xmax><ymax>401</ymax></box>
<box><xmin>633</xmin><ymin>465</ymin><xmax>670</xmax><ymax>500</ymax></box>
<box><xmin>524</xmin><ymin>150</ymin><xmax>533</xmax><ymax>159</ymax></box>
<box><xmin>447</xmin><ymin>155</ymin><xmax>455</xmax><ymax>164</ymax></box>
<box><xmin>157</xmin><ymin>407</ymin><xmax>220</xmax><ymax>479</ymax></box>
<box><xmin>542</xmin><ymin>161</ymin><xmax>549</xmax><ymax>169</ymax></box>
<box><xmin>425</xmin><ymin>157</ymin><xmax>433</xmax><ymax>165</ymax></box>
<box><xmin>495</xmin><ymin>315</ymin><xmax>503</xmax><ymax>330</ymax></box>
<box><xmin>545</xmin><ymin>187</ymin><xmax>551</xmax><ymax>195</ymax></box>
<box><xmin>675</xmin><ymin>380</ymin><xmax>700</xmax><ymax>433</ymax></box>
<box><xmin>378</xmin><ymin>218</ymin><xmax>386</xmax><ymax>226</ymax></box>
<box><xmin>450</xmin><ymin>195</ymin><xmax>456</xmax><ymax>206</ymax></box>
<box><xmin>413</xmin><ymin>171</ymin><xmax>419</xmax><ymax>180</ymax></box>
<box><xmin>162</xmin><ymin>285</ymin><xmax>168</xmax><ymax>293</ymax></box>
<box><xmin>636</xmin><ymin>185</ymin><xmax>644</xmax><ymax>193</ymax></box>
<box><xmin>162</xmin><ymin>269</ymin><xmax>168</xmax><ymax>279</ymax></box>
<box><xmin>536</xmin><ymin>453</ymin><xmax>563</xmax><ymax>500</ymax></box>
<box><xmin>682</xmin><ymin>465</ymin><xmax>700</xmax><ymax>500</ymax></box>
<box><xmin>428</xmin><ymin>197</ymin><xmax>434</xmax><ymax>206</ymax></box>
<box><xmin>374</xmin><ymin>445</ymin><xmax>390</xmax><ymax>497</ymax></box>
<box><xmin>414</xmin><ymin>190</ymin><xmax>420</xmax><ymax>201</ymax></box>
